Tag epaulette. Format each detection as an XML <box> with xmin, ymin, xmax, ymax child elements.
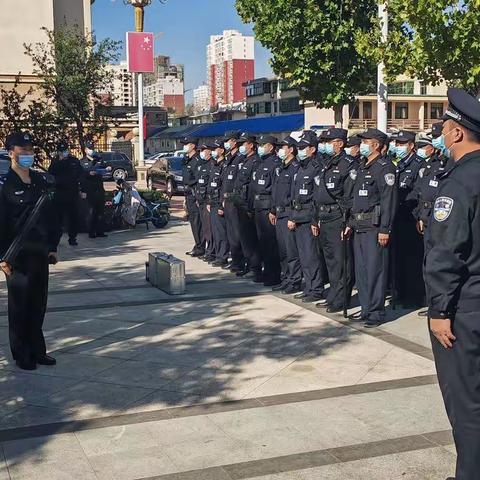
<box><xmin>378</xmin><ymin>158</ymin><xmax>388</xmax><ymax>166</ymax></box>
<box><xmin>345</xmin><ymin>155</ymin><xmax>354</xmax><ymax>164</ymax></box>
<box><xmin>414</xmin><ymin>155</ymin><xmax>423</xmax><ymax>163</ymax></box>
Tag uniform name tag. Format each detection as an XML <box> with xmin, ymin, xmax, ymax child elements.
<box><xmin>199</xmin><ymin>179</ymin><xmax>205</xmax><ymax>184</ymax></box>
<box><xmin>326</xmin><ymin>183</ymin><xmax>335</xmax><ymax>189</ymax></box>
<box><xmin>210</xmin><ymin>182</ymin><xmax>217</xmax><ymax>187</ymax></box>
<box><xmin>227</xmin><ymin>174</ymin><xmax>233</xmax><ymax>180</ymax></box>
<box><xmin>258</xmin><ymin>179</ymin><xmax>265</xmax><ymax>185</ymax></box>
<box><xmin>299</xmin><ymin>189</ymin><xmax>308</xmax><ymax>195</ymax></box>
<box><xmin>359</xmin><ymin>190</ymin><xmax>368</xmax><ymax>197</ymax></box>
<box><xmin>429</xmin><ymin>180</ymin><xmax>438</xmax><ymax>187</ymax></box>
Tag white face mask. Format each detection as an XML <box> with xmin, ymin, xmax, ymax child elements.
<box><xmin>344</xmin><ymin>147</ymin><xmax>353</xmax><ymax>156</ymax></box>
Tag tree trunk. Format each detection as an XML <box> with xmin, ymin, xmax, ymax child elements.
<box><xmin>334</xmin><ymin>104</ymin><xmax>343</xmax><ymax>128</ymax></box>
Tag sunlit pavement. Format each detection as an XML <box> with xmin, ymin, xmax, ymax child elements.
<box><xmin>0</xmin><ymin>212</ymin><xmax>454</xmax><ymax>480</ymax></box>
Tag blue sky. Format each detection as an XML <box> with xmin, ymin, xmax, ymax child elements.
<box><xmin>92</xmin><ymin>0</ymin><xmax>273</xmax><ymax>102</ymax></box>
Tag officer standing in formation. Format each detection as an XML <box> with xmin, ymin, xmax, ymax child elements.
<box><xmin>181</xmin><ymin>137</ymin><xmax>204</xmax><ymax>257</ymax></box>
<box><xmin>424</xmin><ymin>88</ymin><xmax>480</xmax><ymax>480</ymax></box>
<box><xmin>48</xmin><ymin>140</ymin><xmax>85</xmax><ymax>246</ymax></box>
<box><xmin>0</xmin><ymin>132</ymin><xmax>58</xmax><ymax>370</ymax></box>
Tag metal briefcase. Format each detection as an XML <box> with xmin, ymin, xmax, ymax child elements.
<box><xmin>147</xmin><ymin>252</ymin><xmax>185</xmax><ymax>295</ymax></box>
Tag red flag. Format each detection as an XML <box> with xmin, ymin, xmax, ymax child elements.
<box><xmin>143</xmin><ymin>114</ymin><xmax>148</xmax><ymax>140</ymax></box>
<box><xmin>126</xmin><ymin>32</ymin><xmax>154</xmax><ymax>73</ymax></box>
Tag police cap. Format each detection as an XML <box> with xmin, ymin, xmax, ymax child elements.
<box><xmin>346</xmin><ymin>135</ymin><xmax>362</xmax><ymax>147</ymax></box>
<box><xmin>416</xmin><ymin>134</ymin><xmax>433</xmax><ymax>148</ymax></box>
<box><xmin>238</xmin><ymin>132</ymin><xmax>256</xmax><ymax>143</ymax></box>
<box><xmin>5</xmin><ymin>131</ymin><xmax>34</xmax><ymax>151</ymax></box>
<box><xmin>257</xmin><ymin>134</ymin><xmax>278</xmax><ymax>146</ymax></box>
<box><xmin>442</xmin><ymin>87</ymin><xmax>480</xmax><ymax>133</ymax></box>
<box><xmin>180</xmin><ymin>136</ymin><xmax>198</xmax><ymax>146</ymax></box>
<box><xmin>431</xmin><ymin>122</ymin><xmax>443</xmax><ymax>139</ymax></box>
<box><xmin>212</xmin><ymin>138</ymin><xmax>226</xmax><ymax>149</ymax></box>
<box><xmin>395</xmin><ymin>130</ymin><xmax>416</xmax><ymax>144</ymax></box>
<box><xmin>357</xmin><ymin>128</ymin><xmax>388</xmax><ymax>144</ymax></box>
<box><xmin>321</xmin><ymin>128</ymin><xmax>348</xmax><ymax>142</ymax></box>
<box><xmin>276</xmin><ymin>136</ymin><xmax>297</xmax><ymax>147</ymax></box>
<box><xmin>296</xmin><ymin>130</ymin><xmax>318</xmax><ymax>148</ymax></box>
<box><xmin>57</xmin><ymin>139</ymin><xmax>69</xmax><ymax>151</ymax></box>
<box><xmin>223</xmin><ymin>130</ymin><xmax>242</xmax><ymax>141</ymax></box>
<box><xmin>199</xmin><ymin>140</ymin><xmax>217</xmax><ymax>150</ymax></box>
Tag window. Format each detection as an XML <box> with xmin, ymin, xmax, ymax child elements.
<box><xmin>279</xmin><ymin>80</ymin><xmax>295</xmax><ymax>91</ymax></box>
<box><xmin>387</xmin><ymin>101</ymin><xmax>392</xmax><ymax>119</ymax></box>
<box><xmin>246</xmin><ymin>82</ymin><xmax>264</xmax><ymax>97</ymax></box>
<box><xmin>265</xmin><ymin>102</ymin><xmax>272</xmax><ymax>114</ymax></box>
<box><xmin>363</xmin><ymin>101</ymin><xmax>372</xmax><ymax>119</ymax></box>
<box><xmin>430</xmin><ymin>103</ymin><xmax>444</xmax><ymax>119</ymax></box>
<box><xmin>420</xmin><ymin>82</ymin><xmax>427</xmax><ymax>95</ymax></box>
<box><xmin>395</xmin><ymin>102</ymin><xmax>409</xmax><ymax>119</ymax></box>
<box><xmin>389</xmin><ymin>81</ymin><xmax>414</xmax><ymax>95</ymax></box>
<box><xmin>263</xmin><ymin>82</ymin><xmax>272</xmax><ymax>94</ymax></box>
<box><xmin>349</xmin><ymin>101</ymin><xmax>359</xmax><ymax>119</ymax></box>
<box><xmin>273</xmin><ymin>102</ymin><xmax>278</xmax><ymax>113</ymax></box>
<box><xmin>280</xmin><ymin>97</ymin><xmax>301</xmax><ymax>113</ymax></box>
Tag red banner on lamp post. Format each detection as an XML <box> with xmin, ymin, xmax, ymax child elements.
<box><xmin>126</xmin><ymin>32</ymin><xmax>154</xmax><ymax>73</ymax></box>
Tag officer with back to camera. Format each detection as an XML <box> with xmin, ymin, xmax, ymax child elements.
<box><xmin>0</xmin><ymin>132</ymin><xmax>59</xmax><ymax>370</ymax></box>
<box><xmin>424</xmin><ymin>88</ymin><xmax>480</xmax><ymax>480</ymax></box>
<box><xmin>48</xmin><ymin>140</ymin><xmax>85</xmax><ymax>246</ymax></box>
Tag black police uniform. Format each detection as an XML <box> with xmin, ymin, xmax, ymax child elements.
<box><xmin>393</xmin><ymin>131</ymin><xmax>425</xmax><ymax>307</ymax></box>
<box><xmin>313</xmin><ymin>137</ymin><xmax>357</xmax><ymax>311</ymax></box>
<box><xmin>0</xmin><ymin>169</ymin><xmax>58</xmax><ymax>365</ymax></box>
<box><xmin>232</xmin><ymin>139</ymin><xmax>261</xmax><ymax>276</ymax></box>
<box><xmin>348</xmin><ymin>129</ymin><xmax>397</xmax><ymax>325</ymax></box>
<box><xmin>222</xmin><ymin>147</ymin><xmax>246</xmax><ymax>271</ymax></box>
<box><xmin>289</xmin><ymin>136</ymin><xmax>324</xmax><ymax>300</ymax></box>
<box><xmin>207</xmin><ymin>150</ymin><xmax>229</xmax><ymax>265</ymax></box>
<box><xmin>195</xmin><ymin>151</ymin><xmax>214</xmax><ymax>259</ymax></box>
<box><xmin>271</xmin><ymin>141</ymin><xmax>302</xmax><ymax>291</ymax></box>
<box><xmin>425</xmin><ymin>89</ymin><xmax>480</xmax><ymax>480</ymax></box>
<box><xmin>251</xmin><ymin>138</ymin><xmax>281</xmax><ymax>285</ymax></box>
<box><xmin>182</xmin><ymin>141</ymin><xmax>204</xmax><ymax>255</ymax></box>
<box><xmin>82</xmin><ymin>154</ymin><xmax>108</xmax><ymax>237</ymax></box>
<box><xmin>48</xmin><ymin>149</ymin><xmax>84</xmax><ymax>244</ymax></box>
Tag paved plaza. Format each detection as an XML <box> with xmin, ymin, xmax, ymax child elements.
<box><xmin>0</xmin><ymin>210</ymin><xmax>455</xmax><ymax>479</ymax></box>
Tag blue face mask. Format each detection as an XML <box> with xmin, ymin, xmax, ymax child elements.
<box><xmin>183</xmin><ymin>144</ymin><xmax>190</xmax><ymax>153</ymax></box>
<box><xmin>239</xmin><ymin>145</ymin><xmax>247</xmax><ymax>156</ymax></box>
<box><xmin>395</xmin><ymin>145</ymin><xmax>409</xmax><ymax>159</ymax></box>
<box><xmin>344</xmin><ymin>147</ymin><xmax>353</xmax><ymax>157</ymax></box>
<box><xmin>359</xmin><ymin>143</ymin><xmax>371</xmax><ymax>158</ymax></box>
<box><xmin>324</xmin><ymin>143</ymin><xmax>335</xmax><ymax>156</ymax></box>
<box><xmin>258</xmin><ymin>146</ymin><xmax>269</xmax><ymax>157</ymax></box>
<box><xmin>432</xmin><ymin>135</ymin><xmax>451</xmax><ymax>158</ymax></box>
<box><xmin>318</xmin><ymin>143</ymin><xmax>326</xmax><ymax>154</ymax></box>
<box><xmin>416</xmin><ymin>148</ymin><xmax>429</xmax><ymax>160</ymax></box>
<box><xmin>277</xmin><ymin>149</ymin><xmax>287</xmax><ymax>161</ymax></box>
<box><xmin>388</xmin><ymin>142</ymin><xmax>396</xmax><ymax>154</ymax></box>
<box><xmin>200</xmin><ymin>151</ymin><xmax>208</xmax><ymax>160</ymax></box>
<box><xmin>224</xmin><ymin>142</ymin><xmax>232</xmax><ymax>151</ymax></box>
<box><xmin>18</xmin><ymin>154</ymin><xmax>34</xmax><ymax>169</ymax></box>
<box><xmin>212</xmin><ymin>150</ymin><xmax>219</xmax><ymax>160</ymax></box>
<box><xmin>297</xmin><ymin>149</ymin><xmax>308</xmax><ymax>161</ymax></box>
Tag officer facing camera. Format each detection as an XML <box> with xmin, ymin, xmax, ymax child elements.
<box><xmin>0</xmin><ymin>131</ymin><xmax>59</xmax><ymax>371</ymax></box>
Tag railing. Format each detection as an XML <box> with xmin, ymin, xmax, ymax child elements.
<box><xmin>348</xmin><ymin>119</ymin><xmax>434</xmax><ymax>131</ymax></box>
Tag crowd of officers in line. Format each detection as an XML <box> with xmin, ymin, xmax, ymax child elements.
<box><xmin>181</xmin><ymin>124</ymin><xmax>448</xmax><ymax>328</ymax></box>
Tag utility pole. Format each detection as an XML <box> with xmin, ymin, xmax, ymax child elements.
<box><xmin>377</xmin><ymin>0</ymin><xmax>388</xmax><ymax>133</ymax></box>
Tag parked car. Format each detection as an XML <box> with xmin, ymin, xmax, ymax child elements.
<box><xmin>147</xmin><ymin>156</ymin><xmax>184</xmax><ymax>197</ymax></box>
<box><xmin>80</xmin><ymin>151</ymin><xmax>134</xmax><ymax>181</ymax></box>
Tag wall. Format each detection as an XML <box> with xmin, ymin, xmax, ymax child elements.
<box><xmin>232</xmin><ymin>59</ymin><xmax>254</xmax><ymax>103</ymax></box>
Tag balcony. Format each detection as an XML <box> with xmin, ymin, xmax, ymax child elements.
<box><xmin>348</xmin><ymin>119</ymin><xmax>439</xmax><ymax>131</ymax></box>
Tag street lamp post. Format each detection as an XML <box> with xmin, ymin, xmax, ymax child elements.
<box><xmin>377</xmin><ymin>0</ymin><xmax>388</xmax><ymax>133</ymax></box>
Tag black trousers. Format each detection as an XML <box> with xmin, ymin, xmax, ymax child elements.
<box><xmin>88</xmin><ymin>197</ymin><xmax>105</xmax><ymax>236</ymax></box>
<box><xmin>54</xmin><ymin>195</ymin><xmax>79</xmax><ymax>241</ymax></box>
<box><xmin>394</xmin><ymin>215</ymin><xmax>425</xmax><ymax>307</ymax></box>
<box><xmin>255</xmin><ymin>209</ymin><xmax>281</xmax><ymax>283</ymax></box>
<box><xmin>294</xmin><ymin>222</ymin><xmax>324</xmax><ymax>297</ymax></box>
<box><xmin>319</xmin><ymin>218</ymin><xmax>354</xmax><ymax>309</ymax></box>
<box><xmin>224</xmin><ymin>201</ymin><xmax>245</xmax><ymax>269</ymax></box>
<box><xmin>431</xmin><ymin>311</ymin><xmax>480</xmax><ymax>480</ymax></box>
<box><xmin>199</xmin><ymin>203</ymin><xmax>214</xmax><ymax>256</ymax></box>
<box><xmin>237</xmin><ymin>204</ymin><xmax>261</xmax><ymax>273</ymax></box>
<box><xmin>353</xmin><ymin>229</ymin><xmax>389</xmax><ymax>321</ymax></box>
<box><xmin>210</xmin><ymin>206</ymin><xmax>229</xmax><ymax>262</ymax></box>
<box><xmin>6</xmin><ymin>251</ymin><xmax>49</xmax><ymax>362</ymax></box>
<box><xmin>186</xmin><ymin>193</ymin><xmax>204</xmax><ymax>252</ymax></box>
<box><xmin>278</xmin><ymin>217</ymin><xmax>302</xmax><ymax>288</ymax></box>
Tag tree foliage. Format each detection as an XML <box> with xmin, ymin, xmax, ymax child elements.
<box><xmin>356</xmin><ymin>0</ymin><xmax>480</xmax><ymax>95</ymax></box>
<box><xmin>236</xmin><ymin>0</ymin><xmax>378</xmax><ymax>121</ymax></box>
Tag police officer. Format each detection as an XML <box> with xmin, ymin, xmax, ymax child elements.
<box><xmin>0</xmin><ymin>132</ymin><xmax>59</xmax><ymax>370</ymax></box>
<box><xmin>288</xmin><ymin>130</ymin><xmax>324</xmax><ymax>302</ymax></box>
<box><xmin>270</xmin><ymin>136</ymin><xmax>302</xmax><ymax>293</ymax></box>
<box><xmin>393</xmin><ymin>130</ymin><xmax>424</xmax><ymax>307</ymax></box>
<box><xmin>48</xmin><ymin>140</ymin><xmax>85</xmax><ymax>246</ymax></box>
<box><xmin>82</xmin><ymin>142</ymin><xmax>109</xmax><ymax>238</ymax></box>
<box><xmin>424</xmin><ymin>88</ymin><xmax>480</xmax><ymax>480</ymax></box>
<box><xmin>345</xmin><ymin>135</ymin><xmax>361</xmax><ymax>160</ymax></box>
<box><xmin>251</xmin><ymin>135</ymin><xmax>281</xmax><ymax>286</ymax></box>
<box><xmin>181</xmin><ymin>137</ymin><xmax>204</xmax><ymax>257</ymax></box>
<box><xmin>344</xmin><ymin>128</ymin><xmax>397</xmax><ymax>327</ymax></box>
<box><xmin>195</xmin><ymin>141</ymin><xmax>215</xmax><ymax>262</ymax></box>
<box><xmin>221</xmin><ymin>131</ymin><xmax>246</xmax><ymax>273</ymax></box>
<box><xmin>386</xmin><ymin>132</ymin><xmax>398</xmax><ymax>164</ymax></box>
<box><xmin>313</xmin><ymin>128</ymin><xmax>357</xmax><ymax>313</ymax></box>
<box><xmin>232</xmin><ymin>132</ymin><xmax>262</xmax><ymax>281</ymax></box>
<box><xmin>207</xmin><ymin>139</ymin><xmax>229</xmax><ymax>267</ymax></box>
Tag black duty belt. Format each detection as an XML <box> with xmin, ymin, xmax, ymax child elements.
<box><xmin>293</xmin><ymin>202</ymin><xmax>314</xmax><ymax>211</ymax></box>
<box><xmin>276</xmin><ymin>206</ymin><xmax>286</xmax><ymax>213</ymax></box>
<box><xmin>255</xmin><ymin>194</ymin><xmax>271</xmax><ymax>200</ymax></box>
<box><xmin>423</xmin><ymin>201</ymin><xmax>433</xmax><ymax>208</ymax></box>
<box><xmin>352</xmin><ymin>212</ymin><xmax>374</xmax><ymax>221</ymax></box>
<box><xmin>316</xmin><ymin>204</ymin><xmax>340</xmax><ymax>212</ymax></box>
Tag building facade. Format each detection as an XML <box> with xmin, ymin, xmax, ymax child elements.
<box><xmin>193</xmin><ymin>85</ymin><xmax>209</xmax><ymax>114</ymax></box>
<box><xmin>104</xmin><ymin>61</ymin><xmax>135</xmax><ymax>107</ymax></box>
<box><xmin>144</xmin><ymin>55</ymin><xmax>184</xmax><ymax>86</ymax></box>
<box><xmin>207</xmin><ymin>30</ymin><xmax>254</xmax><ymax>108</ymax></box>
<box><xmin>144</xmin><ymin>78</ymin><xmax>185</xmax><ymax>114</ymax></box>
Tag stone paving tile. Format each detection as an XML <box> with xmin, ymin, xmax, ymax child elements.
<box><xmin>0</xmin><ymin>405</ymin><xmax>75</xmax><ymax>430</ymax></box>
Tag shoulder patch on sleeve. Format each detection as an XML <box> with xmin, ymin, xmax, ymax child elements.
<box><xmin>384</xmin><ymin>173</ymin><xmax>395</xmax><ymax>186</ymax></box>
<box><xmin>433</xmin><ymin>196</ymin><xmax>454</xmax><ymax>222</ymax></box>
<box><xmin>314</xmin><ymin>175</ymin><xmax>320</xmax><ymax>186</ymax></box>
<box><xmin>419</xmin><ymin>168</ymin><xmax>425</xmax><ymax>178</ymax></box>
<box><xmin>349</xmin><ymin>170</ymin><xmax>357</xmax><ymax>181</ymax></box>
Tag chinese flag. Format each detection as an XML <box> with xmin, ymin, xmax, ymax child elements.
<box><xmin>127</xmin><ymin>32</ymin><xmax>154</xmax><ymax>73</ymax></box>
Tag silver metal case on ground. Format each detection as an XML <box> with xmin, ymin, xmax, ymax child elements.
<box><xmin>147</xmin><ymin>252</ymin><xmax>185</xmax><ymax>295</ymax></box>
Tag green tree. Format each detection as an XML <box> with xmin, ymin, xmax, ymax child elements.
<box><xmin>356</xmin><ymin>0</ymin><xmax>480</xmax><ymax>95</ymax></box>
<box><xmin>24</xmin><ymin>26</ymin><xmax>121</xmax><ymax>154</ymax></box>
<box><xmin>236</xmin><ymin>0</ymin><xmax>378</xmax><ymax>124</ymax></box>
